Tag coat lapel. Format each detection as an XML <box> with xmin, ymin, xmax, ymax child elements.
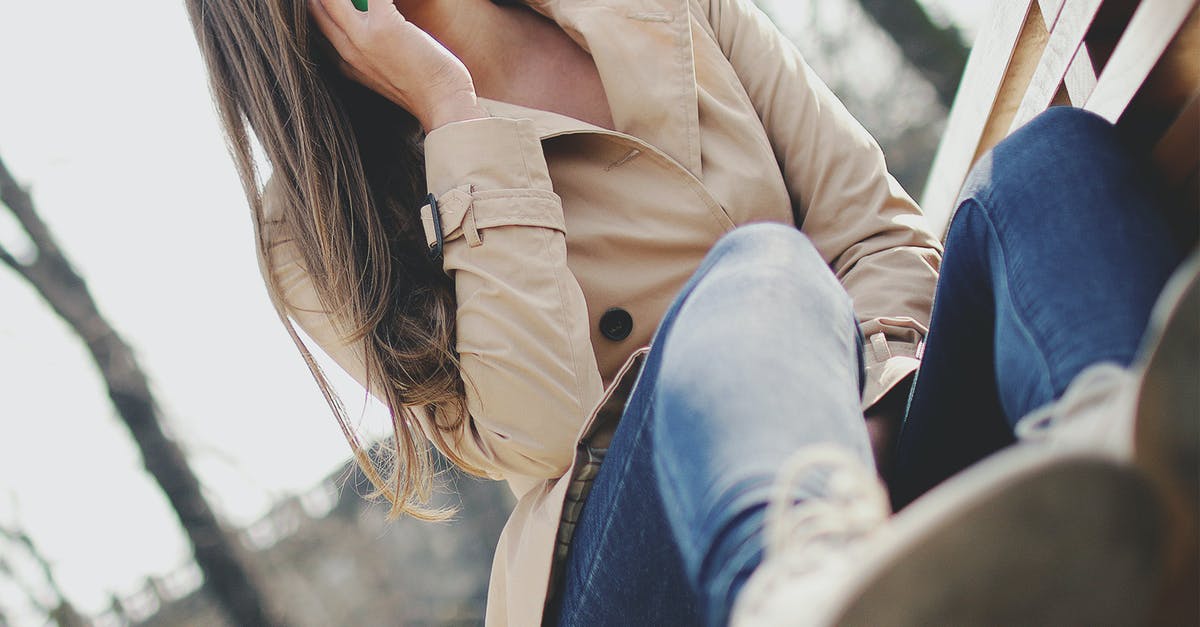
<box><xmin>525</xmin><ymin>0</ymin><xmax>703</xmax><ymax>177</ymax></box>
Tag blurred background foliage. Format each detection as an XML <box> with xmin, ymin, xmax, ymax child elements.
<box><xmin>757</xmin><ymin>0</ymin><xmax>968</xmax><ymax>197</ymax></box>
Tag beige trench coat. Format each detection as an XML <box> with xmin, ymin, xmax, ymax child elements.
<box><xmin>258</xmin><ymin>0</ymin><xmax>943</xmax><ymax>623</ymax></box>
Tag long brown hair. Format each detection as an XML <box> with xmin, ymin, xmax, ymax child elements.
<box><xmin>186</xmin><ymin>0</ymin><xmax>479</xmax><ymax>520</ymax></box>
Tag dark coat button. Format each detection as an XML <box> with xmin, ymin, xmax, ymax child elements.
<box><xmin>599</xmin><ymin>307</ymin><xmax>634</xmax><ymax>341</ymax></box>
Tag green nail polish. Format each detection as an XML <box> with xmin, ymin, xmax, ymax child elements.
<box><xmin>352</xmin><ymin>0</ymin><xmax>367</xmax><ymax>10</ymax></box>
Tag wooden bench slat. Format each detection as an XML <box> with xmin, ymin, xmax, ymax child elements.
<box><xmin>1040</xmin><ymin>0</ymin><xmax>1101</xmax><ymax>104</ymax></box>
<box><xmin>1119</xmin><ymin>5</ymin><xmax>1200</xmax><ymax>150</ymax></box>
<box><xmin>1039</xmin><ymin>0</ymin><xmax>1069</xmax><ymax>27</ymax></box>
<box><xmin>973</xmin><ymin>4</ymin><xmax>1055</xmax><ymax>164</ymax></box>
<box><xmin>1152</xmin><ymin>88</ymin><xmax>1200</xmax><ymax>187</ymax></box>
<box><xmin>923</xmin><ymin>0</ymin><xmax>1198</xmax><ymax>247</ymax></box>
<box><xmin>1062</xmin><ymin>48</ymin><xmax>1099</xmax><ymax>103</ymax></box>
<box><xmin>1151</xmin><ymin>87</ymin><xmax>1200</xmax><ymax>244</ymax></box>
<box><xmin>919</xmin><ymin>1</ymin><xmax>1040</xmax><ymax>235</ymax></box>
<box><xmin>1084</xmin><ymin>0</ymin><xmax>1200</xmax><ymax>121</ymax></box>
<box><xmin>1011</xmin><ymin>0</ymin><xmax>1106</xmax><ymax>131</ymax></box>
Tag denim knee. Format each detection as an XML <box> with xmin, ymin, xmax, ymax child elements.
<box><xmin>953</xmin><ymin>106</ymin><xmax>1138</xmax><ymax>235</ymax></box>
<box><xmin>708</xmin><ymin>222</ymin><xmax>809</xmax><ymax>259</ymax></box>
<box><xmin>700</xmin><ymin>223</ymin><xmax>851</xmax><ymax>312</ymax></box>
<box><xmin>1013</xmin><ymin>106</ymin><xmax>1117</xmax><ymax>147</ymax></box>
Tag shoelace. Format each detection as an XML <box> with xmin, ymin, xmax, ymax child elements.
<box><xmin>1014</xmin><ymin>362</ymin><xmax>1132</xmax><ymax>443</ymax></box>
<box><xmin>732</xmin><ymin>446</ymin><xmax>890</xmax><ymax>624</ymax></box>
<box><xmin>764</xmin><ymin>445</ymin><xmax>890</xmax><ymax>575</ymax></box>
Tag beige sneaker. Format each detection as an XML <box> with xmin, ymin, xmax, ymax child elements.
<box><xmin>735</xmin><ymin>445</ymin><xmax>1164</xmax><ymax>627</ymax></box>
<box><xmin>1129</xmin><ymin>253</ymin><xmax>1198</xmax><ymax>624</ymax></box>
<box><xmin>1014</xmin><ymin>361</ymin><xmax>1138</xmax><ymax>455</ymax></box>
<box><xmin>734</xmin><ymin>256</ymin><xmax>1196</xmax><ymax>627</ymax></box>
<box><xmin>730</xmin><ymin>446</ymin><xmax>890</xmax><ymax>627</ymax></box>
<box><xmin>1016</xmin><ymin>253</ymin><xmax>1199</xmax><ymax>468</ymax></box>
<box><xmin>1016</xmin><ymin>253</ymin><xmax>1198</xmax><ymax>502</ymax></box>
<box><xmin>1013</xmin><ymin>253</ymin><xmax>1199</xmax><ymax>623</ymax></box>
<box><xmin>1131</xmin><ymin>252</ymin><xmax>1198</xmax><ymax>520</ymax></box>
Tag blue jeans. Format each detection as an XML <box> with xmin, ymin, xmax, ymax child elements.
<box><xmin>550</xmin><ymin>108</ymin><xmax>1184</xmax><ymax>626</ymax></box>
<box><xmin>890</xmin><ymin>107</ymin><xmax>1186</xmax><ymax>507</ymax></box>
<box><xmin>551</xmin><ymin>223</ymin><xmax>871</xmax><ymax>627</ymax></box>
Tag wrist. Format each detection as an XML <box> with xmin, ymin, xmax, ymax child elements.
<box><xmin>420</xmin><ymin>91</ymin><xmax>489</xmax><ymax>132</ymax></box>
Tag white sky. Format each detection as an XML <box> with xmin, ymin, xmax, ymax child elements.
<box><xmin>0</xmin><ymin>0</ymin><xmax>984</xmax><ymax>622</ymax></box>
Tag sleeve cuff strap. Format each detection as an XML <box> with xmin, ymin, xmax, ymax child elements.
<box><xmin>420</xmin><ymin>187</ymin><xmax>567</xmax><ymax>251</ymax></box>
<box><xmin>860</xmin><ymin>332</ymin><xmax>923</xmax><ymax>410</ymax></box>
<box><xmin>862</xmin><ymin>355</ymin><xmax>920</xmax><ymax>411</ymax></box>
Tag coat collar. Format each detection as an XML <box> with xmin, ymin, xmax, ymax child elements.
<box><xmin>499</xmin><ymin>0</ymin><xmax>703</xmax><ymax>176</ymax></box>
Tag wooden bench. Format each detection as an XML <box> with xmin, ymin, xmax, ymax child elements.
<box><xmin>919</xmin><ymin>4</ymin><xmax>1199</xmax><ymax>621</ymax></box>
<box><xmin>921</xmin><ymin>0</ymin><xmax>1200</xmax><ymax>242</ymax></box>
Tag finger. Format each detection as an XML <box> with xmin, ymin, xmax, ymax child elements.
<box><xmin>365</xmin><ymin>0</ymin><xmax>400</xmax><ymax>19</ymax></box>
<box><xmin>315</xmin><ymin>0</ymin><xmax>363</xmax><ymax>35</ymax></box>
<box><xmin>309</xmin><ymin>0</ymin><xmax>358</xmax><ymax>57</ymax></box>
<box><xmin>366</xmin><ymin>0</ymin><xmax>409</xmax><ymax>31</ymax></box>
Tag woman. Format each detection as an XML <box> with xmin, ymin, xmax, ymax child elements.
<box><xmin>185</xmin><ymin>0</ymin><xmax>1189</xmax><ymax>624</ymax></box>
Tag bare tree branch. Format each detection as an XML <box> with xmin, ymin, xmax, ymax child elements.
<box><xmin>0</xmin><ymin>170</ymin><xmax>38</xmax><ymax>285</ymax></box>
<box><xmin>0</xmin><ymin>159</ymin><xmax>31</xmax><ymax>278</ymax></box>
<box><xmin>0</xmin><ymin>525</ymin><xmax>54</xmax><ymax>615</ymax></box>
<box><xmin>0</xmin><ymin>155</ymin><xmax>59</xmax><ymax>262</ymax></box>
<box><xmin>0</xmin><ymin>245</ymin><xmax>22</xmax><ymax>275</ymax></box>
<box><xmin>0</xmin><ymin>150</ymin><xmax>286</xmax><ymax>627</ymax></box>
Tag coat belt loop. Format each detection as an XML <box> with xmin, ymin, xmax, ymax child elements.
<box><xmin>464</xmin><ymin>205</ymin><xmax>483</xmax><ymax>247</ymax></box>
<box><xmin>869</xmin><ymin>332</ymin><xmax>892</xmax><ymax>362</ymax></box>
<box><xmin>426</xmin><ymin>192</ymin><xmax>445</xmax><ymax>263</ymax></box>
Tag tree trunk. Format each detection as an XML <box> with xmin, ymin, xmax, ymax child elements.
<box><xmin>853</xmin><ymin>0</ymin><xmax>970</xmax><ymax>109</ymax></box>
<box><xmin>0</xmin><ymin>155</ymin><xmax>284</xmax><ymax>627</ymax></box>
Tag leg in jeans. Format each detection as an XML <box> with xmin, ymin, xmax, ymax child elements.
<box><xmin>552</xmin><ymin>224</ymin><xmax>872</xmax><ymax>627</ymax></box>
<box><xmin>890</xmin><ymin>107</ymin><xmax>1187</xmax><ymax>509</ymax></box>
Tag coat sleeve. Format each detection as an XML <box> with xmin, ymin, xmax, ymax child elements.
<box><xmin>698</xmin><ymin>0</ymin><xmax>943</xmax><ymax>408</ymax></box>
<box><xmin>259</xmin><ymin>116</ymin><xmax>604</xmax><ymax>492</ymax></box>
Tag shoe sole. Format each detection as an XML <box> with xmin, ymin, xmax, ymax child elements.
<box><xmin>1131</xmin><ymin>252</ymin><xmax>1199</xmax><ymax>624</ymax></box>
<box><xmin>829</xmin><ymin>447</ymin><xmax>1163</xmax><ymax>627</ymax></box>
<box><xmin>1135</xmin><ymin>251</ymin><xmax>1199</xmax><ymax>513</ymax></box>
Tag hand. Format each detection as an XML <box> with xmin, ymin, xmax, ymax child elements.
<box><xmin>309</xmin><ymin>0</ymin><xmax>489</xmax><ymax>131</ymax></box>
